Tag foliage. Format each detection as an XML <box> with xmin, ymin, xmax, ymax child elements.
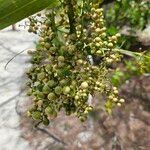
<box><xmin>112</xmin><ymin>52</ymin><xmax>150</xmax><ymax>87</ymax></box>
<box><xmin>0</xmin><ymin>0</ymin><xmax>59</xmax><ymax>30</ymax></box>
<box><xmin>105</xmin><ymin>0</ymin><xmax>149</xmax><ymax>30</ymax></box>
<box><xmin>103</xmin><ymin>0</ymin><xmax>150</xmax><ymax>50</ymax></box>
<box><xmin>26</xmin><ymin>0</ymin><xmax>124</xmax><ymax>125</ymax></box>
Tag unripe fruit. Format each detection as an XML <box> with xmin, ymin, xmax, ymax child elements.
<box><xmin>95</xmin><ymin>28</ymin><xmax>101</xmax><ymax>33</ymax></box>
<box><xmin>113</xmin><ymin>87</ymin><xmax>117</xmax><ymax>90</ymax></box>
<box><xmin>79</xmin><ymin>116</ymin><xmax>86</xmax><ymax>122</ymax></box>
<box><xmin>84</xmin><ymin>110</ymin><xmax>89</xmax><ymax>114</ymax></box>
<box><xmin>86</xmin><ymin>106</ymin><xmax>93</xmax><ymax>111</ymax></box>
<box><xmin>101</xmin><ymin>33</ymin><xmax>106</xmax><ymax>38</ymax></box>
<box><xmin>45</xmin><ymin>43</ymin><xmax>51</xmax><ymax>49</ymax></box>
<box><xmin>76</xmin><ymin>59</ymin><xmax>83</xmax><ymax>65</ymax></box>
<box><xmin>71</xmin><ymin>80</ymin><xmax>77</xmax><ymax>86</ymax></box>
<box><xmin>96</xmin><ymin>43</ymin><xmax>101</xmax><ymax>47</ymax></box>
<box><xmin>45</xmin><ymin>64</ymin><xmax>52</xmax><ymax>72</ymax></box>
<box><xmin>59</xmin><ymin>79</ymin><xmax>68</xmax><ymax>86</ymax></box>
<box><xmin>47</xmin><ymin>92</ymin><xmax>56</xmax><ymax>100</ymax></box>
<box><xmin>111</xmin><ymin>36</ymin><xmax>117</xmax><ymax>41</ymax></box>
<box><xmin>37</xmin><ymin>100</ymin><xmax>43</xmax><ymax>107</ymax></box>
<box><xmin>108</xmin><ymin>95</ymin><xmax>114</xmax><ymax>99</ymax></box>
<box><xmin>82</xmin><ymin>93</ymin><xmax>87</xmax><ymax>97</ymax></box>
<box><xmin>45</xmin><ymin>106</ymin><xmax>53</xmax><ymax>115</ymax></box>
<box><xmin>91</xmin><ymin>8</ymin><xmax>95</xmax><ymax>12</ymax></box>
<box><xmin>47</xmin><ymin>80</ymin><xmax>56</xmax><ymax>87</ymax></box>
<box><xmin>81</xmin><ymin>82</ymin><xmax>88</xmax><ymax>89</ymax></box>
<box><xmin>63</xmin><ymin>86</ymin><xmax>71</xmax><ymax>95</ymax></box>
<box><xmin>108</xmin><ymin>43</ymin><xmax>113</xmax><ymax>48</ymax></box>
<box><xmin>43</xmin><ymin>117</ymin><xmax>49</xmax><ymax>126</ymax></box>
<box><xmin>41</xmin><ymin>25</ymin><xmax>47</xmax><ymax>30</ymax></box>
<box><xmin>95</xmin><ymin>37</ymin><xmax>101</xmax><ymax>42</ymax></box>
<box><xmin>42</xmin><ymin>84</ymin><xmax>51</xmax><ymax>94</ymax></box>
<box><xmin>39</xmin><ymin>37</ymin><xmax>44</xmax><ymax>43</ymax></box>
<box><xmin>110</xmin><ymin>54</ymin><xmax>117</xmax><ymax>59</ymax></box>
<box><xmin>75</xmin><ymin>95</ymin><xmax>79</xmax><ymax>100</ymax></box>
<box><xmin>27</xmin><ymin>111</ymin><xmax>31</xmax><ymax>117</ymax></box>
<box><xmin>36</xmin><ymin>91</ymin><xmax>45</xmax><ymax>99</ymax></box>
<box><xmin>96</xmin><ymin>50</ymin><xmax>102</xmax><ymax>55</ymax></box>
<box><xmin>116</xmin><ymin>33</ymin><xmax>121</xmax><ymax>38</ymax></box>
<box><xmin>119</xmin><ymin>99</ymin><xmax>125</xmax><ymax>103</ymax></box>
<box><xmin>54</xmin><ymin>86</ymin><xmax>62</xmax><ymax>95</ymax></box>
<box><xmin>95</xmin><ymin>8</ymin><xmax>103</xmax><ymax>14</ymax></box>
<box><xmin>58</xmin><ymin>56</ymin><xmax>65</xmax><ymax>62</ymax></box>
<box><xmin>113</xmin><ymin>98</ymin><xmax>118</xmax><ymax>102</ymax></box>
<box><xmin>49</xmin><ymin>47</ymin><xmax>57</xmax><ymax>52</ymax></box>
<box><xmin>114</xmin><ymin>90</ymin><xmax>118</xmax><ymax>94</ymax></box>
<box><xmin>37</xmin><ymin>72</ymin><xmax>46</xmax><ymax>81</ymax></box>
<box><xmin>32</xmin><ymin>111</ymin><xmax>41</xmax><ymax>121</ymax></box>
<box><xmin>106</xmin><ymin>58</ymin><xmax>113</xmax><ymax>63</ymax></box>
<box><xmin>117</xmin><ymin>103</ymin><xmax>121</xmax><ymax>107</ymax></box>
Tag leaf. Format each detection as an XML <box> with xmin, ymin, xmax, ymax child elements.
<box><xmin>107</xmin><ymin>26</ymin><xmax>118</xmax><ymax>35</ymax></box>
<box><xmin>114</xmin><ymin>48</ymin><xmax>143</xmax><ymax>58</ymax></box>
<box><xmin>0</xmin><ymin>0</ymin><xmax>59</xmax><ymax>30</ymax></box>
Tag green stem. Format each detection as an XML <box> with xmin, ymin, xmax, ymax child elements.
<box><xmin>66</xmin><ymin>0</ymin><xmax>76</xmax><ymax>34</ymax></box>
<box><xmin>114</xmin><ymin>48</ymin><xmax>144</xmax><ymax>58</ymax></box>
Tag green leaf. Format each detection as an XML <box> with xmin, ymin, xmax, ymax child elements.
<box><xmin>0</xmin><ymin>0</ymin><xmax>59</xmax><ymax>30</ymax></box>
<box><xmin>107</xmin><ymin>26</ymin><xmax>118</xmax><ymax>35</ymax></box>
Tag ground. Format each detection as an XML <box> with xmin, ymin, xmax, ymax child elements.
<box><xmin>0</xmin><ymin>22</ymin><xmax>37</xmax><ymax>150</ymax></box>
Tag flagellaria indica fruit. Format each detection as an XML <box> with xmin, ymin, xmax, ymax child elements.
<box><xmin>27</xmin><ymin>0</ymin><xmax>124</xmax><ymax>125</ymax></box>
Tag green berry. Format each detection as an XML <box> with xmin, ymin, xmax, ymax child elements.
<box><xmin>58</xmin><ymin>56</ymin><xmax>65</xmax><ymax>62</ymax></box>
<box><xmin>42</xmin><ymin>84</ymin><xmax>51</xmax><ymax>94</ymax></box>
<box><xmin>45</xmin><ymin>64</ymin><xmax>52</xmax><ymax>72</ymax></box>
<box><xmin>81</xmin><ymin>81</ymin><xmax>88</xmax><ymax>89</ymax></box>
<box><xmin>36</xmin><ymin>91</ymin><xmax>45</xmax><ymax>99</ymax></box>
<box><xmin>32</xmin><ymin>111</ymin><xmax>42</xmax><ymax>121</ymax></box>
<box><xmin>43</xmin><ymin>117</ymin><xmax>49</xmax><ymax>126</ymax></box>
<box><xmin>37</xmin><ymin>72</ymin><xmax>46</xmax><ymax>81</ymax></box>
<box><xmin>63</xmin><ymin>86</ymin><xmax>71</xmax><ymax>95</ymax></box>
<box><xmin>47</xmin><ymin>80</ymin><xmax>56</xmax><ymax>87</ymax></box>
<box><xmin>59</xmin><ymin>79</ymin><xmax>68</xmax><ymax>86</ymax></box>
<box><xmin>45</xmin><ymin>106</ymin><xmax>53</xmax><ymax>115</ymax></box>
<box><xmin>54</xmin><ymin>86</ymin><xmax>62</xmax><ymax>95</ymax></box>
<box><xmin>45</xmin><ymin>42</ymin><xmax>51</xmax><ymax>49</ymax></box>
<box><xmin>47</xmin><ymin>92</ymin><xmax>56</xmax><ymax>101</ymax></box>
<box><xmin>108</xmin><ymin>43</ymin><xmax>113</xmax><ymax>48</ymax></box>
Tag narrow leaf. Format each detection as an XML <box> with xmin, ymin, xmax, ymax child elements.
<box><xmin>0</xmin><ymin>0</ymin><xmax>59</xmax><ymax>30</ymax></box>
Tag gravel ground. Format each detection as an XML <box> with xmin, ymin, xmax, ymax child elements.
<box><xmin>0</xmin><ymin>23</ymin><xmax>37</xmax><ymax>150</ymax></box>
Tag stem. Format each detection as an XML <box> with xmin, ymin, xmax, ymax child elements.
<box><xmin>101</xmin><ymin>48</ymin><xmax>145</xmax><ymax>58</ymax></box>
<box><xmin>114</xmin><ymin>48</ymin><xmax>144</xmax><ymax>58</ymax></box>
<box><xmin>50</xmin><ymin>10</ymin><xmax>57</xmax><ymax>33</ymax></box>
<box><xmin>66</xmin><ymin>0</ymin><xmax>76</xmax><ymax>34</ymax></box>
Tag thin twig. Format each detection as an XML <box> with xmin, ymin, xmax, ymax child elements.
<box><xmin>4</xmin><ymin>49</ymin><xmax>28</xmax><ymax>70</ymax></box>
<box><xmin>66</xmin><ymin>0</ymin><xmax>76</xmax><ymax>34</ymax></box>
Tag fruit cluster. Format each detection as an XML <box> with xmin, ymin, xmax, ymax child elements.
<box><xmin>27</xmin><ymin>0</ymin><xmax>124</xmax><ymax>125</ymax></box>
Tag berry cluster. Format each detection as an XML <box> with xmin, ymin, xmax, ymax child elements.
<box><xmin>27</xmin><ymin>1</ymin><xmax>124</xmax><ymax>125</ymax></box>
